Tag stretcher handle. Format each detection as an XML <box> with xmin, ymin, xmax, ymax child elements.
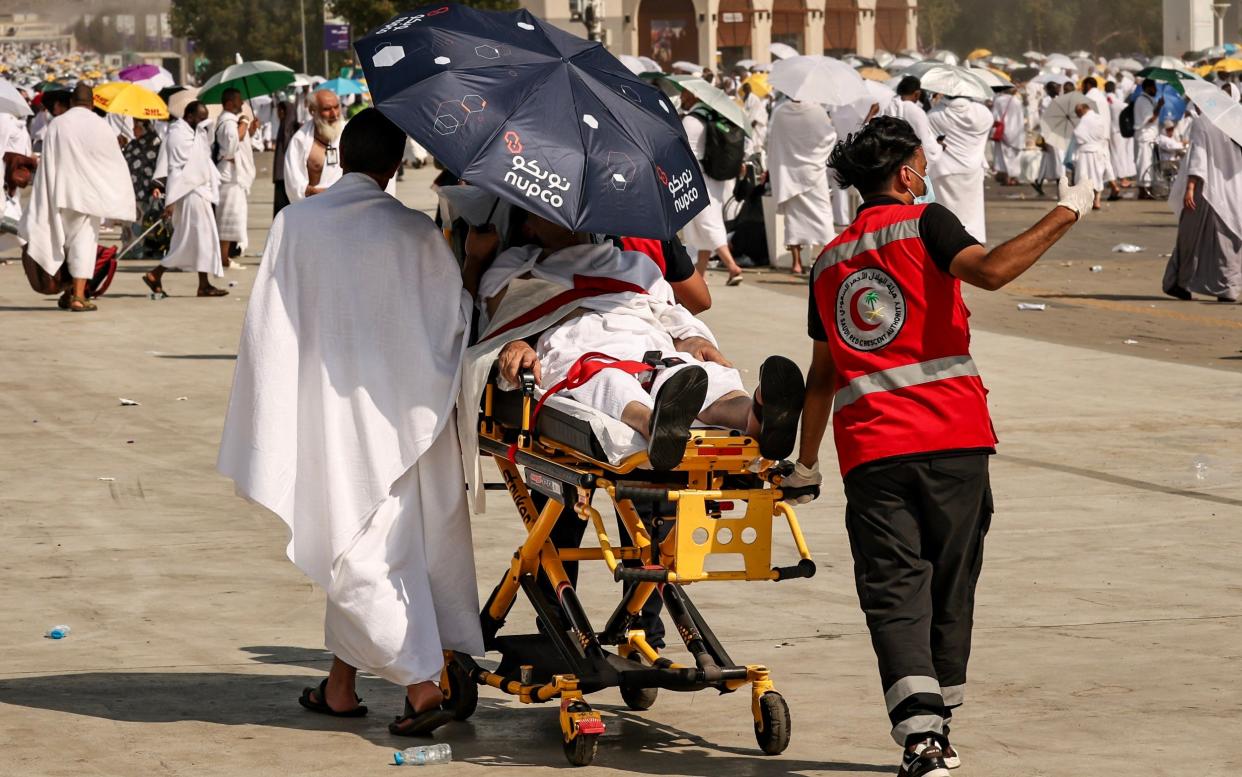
<box><xmin>518</xmin><ymin>368</ymin><xmax>537</xmax><ymax>397</ymax></box>
<box><xmin>613</xmin><ymin>566</ymin><xmax>671</xmax><ymax>584</ymax></box>
<box><xmin>614</xmin><ymin>485</ymin><xmax>671</xmax><ymax>503</ymax></box>
<box><xmin>778</xmin><ymin>485</ymin><xmax>820</xmax><ymax>502</ymax></box>
<box><xmin>771</xmin><ymin>559</ymin><xmax>817</xmax><ymax>581</ymax></box>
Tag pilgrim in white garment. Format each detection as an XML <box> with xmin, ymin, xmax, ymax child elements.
<box><xmin>928</xmin><ymin>96</ymin><xmax>994</xmax><ymax>243</ymax></box>
<box><xmin>767</xmin><ymin>99</ymin><xmax>837</xmax><ymax>273</ymax></box>
<box><xmin>1164</xmin><ymin>110</ymin><xmax>1242</xmax><ymax>303</ymax></box>
<box><xmin>143</xmin><ymin>102</ymin><xmax>226</xmax><ymax>297</ymax></box>
<box><xmin>18</xmin><ymin>87</ymin><xmax>135</xmax><ymax>311</ymax></box>
<box><xmin>214</xmin><ymin>89</ymin><xmax>256</xmax><ymax>261</ymax></box>
<box><xmin>218</xmin><ymin>110</ymin><xmax>482</xmax><ymax>735</ymax></box>
<box><xmin>742</xmin><ymin>83</ymin><xmax>768</xmax><ymax>158</ymax></box>
<box><xmin>882</xmin><ymin>77</ymin><xmax>942</xmax><ymax>172</ymax></box>
<box><xmin>285</xmin><ymin>89</ymin><xmax>396</xmax><ymax>204</ymax></box>
<box><xmin>679</xmin><ymin>89</ymin><xmax>745</xmax><ymax>283</ymax></box>
<box><xmin>1133</xmin><ymin>82</ymin><xmax>1163</xmax><ymax>195</ymax></box>
<box><xmin>991</xmin><ymin>88</ymin><xmax>1025</xmax><ymax>183</ymax></box>
<box><xmin>1071</xmin><ymin>103</ymin><xmax>1120</xmax><ymax>206</ymax></box>
<box><xmin>1107</xmin><ymin>85</ymin><xmax>1137</xmax><ymax>180</ymax></box>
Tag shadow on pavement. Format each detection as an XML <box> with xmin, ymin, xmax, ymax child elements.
<box><xmin>0</xmin><ymin>647</ymin><xmax>890</xmax><ymax>776</ymax></box>
<box><xmin>1032</xmin><ymin>293</ymin><xmax>1171</xmax><ymax>302</ymax></box>
<box><xmin>156</xmin><ymin>354</ymin><xmax>238</xmax><ymax>360</ymax></box>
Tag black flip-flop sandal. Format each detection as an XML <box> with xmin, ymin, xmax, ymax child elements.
<box><xmin>755</xmin><ymin>356</ymin><xmax>806</xmax><ymax>461</ymax></box>
<box><xmin>298</xmin><ymin>678</ymin><xmax>368</xmax><ymax>718</ymax></box>
<box><xmin>647</xmin><ymin>366</ymin><xmax>709</xmax><ymax>471</ymax></box>
<box><xmin>388</xmin><ymin>697</ymin><xmax>453</xmax><ymax>737</ymax></box>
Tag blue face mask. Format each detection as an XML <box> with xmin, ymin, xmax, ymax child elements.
<box><xmin>904</xmin><ymin>165</ymin><xmax>936</xmax><ymax>205</ymax></box>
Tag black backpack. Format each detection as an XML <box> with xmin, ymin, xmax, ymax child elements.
<box><xmin>1118</xmin><ymin>99</ymin><xmax>1138</xmax><ymax>139</ymax></box>
<box><xmin>690</xmin><ymin>105</ymin><xmax>746</xmax><ymax>181</ymax></box>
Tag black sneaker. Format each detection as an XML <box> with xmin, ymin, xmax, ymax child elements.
<box><xmin>897</xmin><ymin>738</ymin><xmax>950</xmax><ymax>777</ymax></box>
<box><xmin>647</xmin><ymin>366</ymin><xmax>708</xmax><ymax>471</ymax></box>
<box><xmin>755</xmin><ymin>355</ymin><xmax>805</xmax><ymax>461</ymax></box>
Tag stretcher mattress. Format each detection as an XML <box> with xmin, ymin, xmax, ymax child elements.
<box><xmin>492</xmin><ymin>386</ymin><xmax>646</xmax><ymax>465</ymax></box>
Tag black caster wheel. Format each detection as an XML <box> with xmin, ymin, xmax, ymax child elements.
<box><xmin>563</xmin><ymin>731</ymin><xmax>599</xmax><ymax>767</ymax></box>
<box><xmin>754</xmin><ymin>691</ymin><xmax>791</xmax><ymax>755</ymax></box>
<box><xmin>439</xmin><ymin>654</ymin><xmax>478</xmax><ymax>722</ymax></box>
<box><xmin>620</xmin><ymin>682</ymin><xmax>658</xmax><ymax>711</ymax></box>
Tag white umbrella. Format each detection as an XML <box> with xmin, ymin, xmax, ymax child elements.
<box><xmin>1072</xmin><ymin>57</ymin><xmax>1096</xmax><ymax>76</ymax></box>
<box><xmin>660</xmin><ymin>75</ymin><xmax>751</xmax><ymax>135</ymax></box>
<box><xmin>638</xmin><ymin>56</ymin><xmax>663</xmax><ymax>73</ymax></box>
<box><xmin>0</xmin><ymin>79</ymin><xmax>32</xmax><ymax>118</ymax></box>
<box><xmin>1040</xmin><ymin>92</ymin><xmax>1090</xmax><ymax>149</ymax></box>
<box><xmin>672</xmin><ymin>60</ymin><xmax>703</xmax><ymax>75</ymax></box>
<box><xmin>891</xmin><ymin>55</ymin><xmax>918</xmax><ymax>71</ymax></box>
<box><xmin>769</xmin><ymin>55</ymin><xmax>869</xmax><ymax>107</ymax></box>
<box><xmin>770</xmin><ymin>42</ymin><xmax>800</xmax><ymax>61</ymax></box>
<box><xmin>1069</xmin><ymin>50</ymin><xmax>1093</xmax><ymax>60</ymax></box>
<box><xmin>930</xmin><ymin>50</ymin><xmax>960</xmax><ymax>66</ymax></box>
<box><xmin>969</xmin><ymin>66</ymin><xmax>1012</xmax><ymax>90</ymax></box>
<box><xmin>1147</xmin><ymin>55</ymin><xmax>1188</xmax><ymax>70</ymax></box>
<box><xmin>1109</xmin><ymin>57</ymin><xmax>1143</xmax><ymax>73</ymax></box>
<box><xmin>863</xmin><ymin>79</ymin><xmax>895</xmax><ymax>104</ymax></box>
<box><xmin>1032</xmin><ymin>72</ymin><xmax>1074</xmax><ymax>87</ymax></box>
<box><xmin>874</xmin><ymin>51</ymin><xmax>895</xmax><ymax>69</ymax></box>
<box><xmin>912</xmin><ymin>64</ymin><xmax>993</xmax><ymax>101</ymax></box>
<box><xmin>1044</xmin><ymin>53</ymin><xmax>1077</xmax><ymax>73</ymax></box>
<box><xmin>616</xmin><ymin>54</ymin><xmax>647</xmax><ymax>76</ymax></box>
<box><xmin>1023</xmin><ymin>50</ymin><xmax>1046</xmax><ymax>62</ymax></box>
<box><xmin>291</xmin><ymin>73</ymin><xmax>313</xmax><ymax>87</ymax></box>
<box><xmin>1183</xmin><ymin>77</ymin><xmax>1242</xmax><ymax>146</ymax></box>
<box><xmin>734</xmin><ymin>58</ymin><xmax>757</xmax><ymax>71</ymax></box>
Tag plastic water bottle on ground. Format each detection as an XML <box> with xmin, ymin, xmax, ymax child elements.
<box><xmin>393</xmin><ymin>744</ymin><xmax>452</xmax><ymax>766</ymax></box>
<box><xmin>1193</xmin><ymin>456</ymin><xmax>1209</xmax><ymax>481</ymax></box>
<box><xmin>45</xmin><ymin>625</ymin><xmax>71</xmax><ymax>639</ymax></box>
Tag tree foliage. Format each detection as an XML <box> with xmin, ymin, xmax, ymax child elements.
<box><xmin>328</xmin><ymin>0</ymin><xmax>517</xmax><ymax>39</ymax></box>
<box><xmin>918</xmin><ymin>0</ymin><xmax>1163</xmax><ymax>56</ymax></box>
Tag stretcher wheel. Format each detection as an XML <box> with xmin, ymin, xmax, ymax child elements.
<box><xmin>563</xmin><ymin>730</ymin><xmax>599</xmax><ymax>767</ymax></box>
<box><xmin>620</xmin><ymin>683</ymin><xmax>658</xmax><ymax>711</ymax></box>
<box><xmin>754</xmin><ymin>691</ymin><xmax>791</xmax><ymax>755</ymax></box>
<box><xmin>440</xmin><ymin>655</ymin><xmax>478</xmax><ymax>722</ymax></box>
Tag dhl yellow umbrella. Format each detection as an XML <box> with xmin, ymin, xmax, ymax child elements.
<box><xmin>741</xmin><ymin>72</ymin><xmax>772</xmax><ymax>98</ymax></box>
<box><xmin>93</xmin><ymin>81</ymin><xmax>169</xmax><ymax>120</ymax></box>
<box><xmin>1194</xmin><ymin>63</ymin><xmax>1214</xmax><ymax>76</ymax></box>
<box><xmin>1214</xmin><ymin>57</ymin><xmax>1242</xmax><ymax>72</ymax></box>
<box><xmin>858</xmin><ymin>66</ymin><xmax>891</xmax><ymax>82</ymax></box>
<box><xmin>967</xmin><ymin>48</ymin><xmax>993</xmax><ymax>61</ymax></box>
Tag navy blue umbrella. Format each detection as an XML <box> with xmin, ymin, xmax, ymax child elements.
<box><xmin>355</xmin><ymin>2</ymin><xmax>708</xmax><ymax>239</ymax></box>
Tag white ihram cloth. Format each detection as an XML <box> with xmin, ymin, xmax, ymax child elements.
<box><xmin>1072</xmin><ymin>110</ymin><xmax>1115</xmax><ymax>190</ymax></box>
<box><xmin>991</xmin><ymin>92</ymin><xmax>1025</xmax><ymax>177</ymax></box>
<box><xmin>18</xmin><ymin>106</ymin><xmax>135</xmax><ymax>276</ymax></box>
<box><xmin>743</xmin><ymin>92</ymin><xmax>768</xmax><ymax>156</ymax></box>
<box><xmin>156</xmin><ymin>118</ymin><xmax>222</xmax><ymax>275</ymax></box>
<box><xmin>215</xmin><ymin>113</ymin><xmax>256</xmax><ymax>243</ymax></box>
<box><xmin>882</xmin><ymin>98</ymin><xmax>942</xmax><ymax>168</ymax></box>
<box><xmin>461</xmin><ymin>243</ymin><xmax>720</xmax><ymax>509</ymax></box>
<box><xmin>767</xmin><ymin>101</ymin><xmax>837</xmax><ymax>246</ymax></box>
<box><xmin>1164</xmin><ymin>117</ymin><xmax>1242</xmax><ymax>301</ymax></box>
<box><xmin>928</xmin><ymin>98</ymin><xmax>993</xmax><ymax>244</ymax></box>
<box><xmin>1133</xmin><ymin>93</ymin><xmax>1160</xmax><ymax>186</ymax></box>
<box><xmin>680</xmin><ymin>112</ymin><xmax>730</xmax><ymax>253</ymax></box>
<box><xmin>1109</xmin><ymin>95</ymin><xmax>1137</xmax><ymax>179</ymax></box>
<box><xmin>218</xmin><ymin>173</ymin><xmax>482</xmax><ymax>684</ymax></box>
<box><xmin>0</xmin><ymin>112</ymin><xmax>32</xmax><ymax>157</ymax></box>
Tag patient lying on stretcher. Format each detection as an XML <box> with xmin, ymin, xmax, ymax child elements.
<box><xmin>468</xmin><ymin>209</ymin><xmax>805</xmax><ymax>471</ymax></box>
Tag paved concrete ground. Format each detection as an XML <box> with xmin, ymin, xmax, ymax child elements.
<box><xmin>1</xmin><ymin>162</ymin><xmax>1239</xmax><ymax>777</ymax></box>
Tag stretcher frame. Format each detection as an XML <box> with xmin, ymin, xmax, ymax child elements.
<box><xmin>438</xmin><ymin>369</ymin><xmax>818</xmax><ymax>767</ymax></box>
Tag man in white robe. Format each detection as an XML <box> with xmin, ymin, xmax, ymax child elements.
<box><xmin>679</xmin><ymin>88</ymin><xmax>745</xmax><ymax>285</ymax></box>
<box><xmin>142</xmin><ymin>101</ymin><xmax>227</xmax><ymax>297</ymax></box>
<box><xmin>284</xmin><ymin>89</ymin><xmax>345</xmax><ymax>205</ymax></box>
<box><xmin>18</xmin><ymin>84</ymin><xmax>135</xmax><ymax>312</ymax></box>
<box><xmin>767</xmin><ymin>99</ymin><xmax>837</xmax><ymax>274</ymax></box>
<box><xmin>883</xmin><ymin>77</ymin><xmax>942</xmax><ymax>172</ymax></box>
<box><xmin>214</xmin><ymin>88</ymin><xmax>255</xmax><ymax>267</ymax></box>
<box><xmin>991</xmin><ymin>86</ymin><xmax>1025</xmax><ymax>185</ymax></box>
<box><xmin>1072</xmin><ymin>103</ymin><xmax>1120</xmax><ymax>208</ymax></box>
<box><xmin>1164</xmin><ymin>103</ymin><xmax>1242</xmax><ymax>303</ymax></box>
<box><xmin>1106</xmin><ymin>81</ymin><xmax>1137</xmax><ymax>183</ymax></box>
<box><xmin>1133</xmin><ymin>79</ymin><xmax>1164</xmax><ymax>199</ymax></box>
<box><xmin>741</xmin><ymin>81</ymin><xmax>768</xmax><ymax>159</ymax></box>
<box><xmin>928</xmin><ymin>96</ymin><xmax>994</xmax><ymax>243</ymax></box>
<box><xmin>218</xmin><ymin>109</ymin><xmax>483</xmax><ymax>735</ymax></box>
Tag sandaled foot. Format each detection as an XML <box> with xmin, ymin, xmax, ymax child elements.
<box><xmin>142</xmin><ymin>272</ymin><xmax>165</xmax><ymax>296</ymax></box>
<box><xmin>1164</xmin><ymin>285</ymin><xmax>1192</xmax><ymax>301</ymax></box>
<box><xmin>298</xmin><ymin>678</ymin><xmax>368</xmax><ymax>718</ymax></box>
<box><xmin>647</xmin><ymin>366</ymin><xmax>709</xmax><ymax>471</ymax></box>
<box><xmin>57</xmin><ymin>292</ymin><xmax>71</xmax><ymax>310</ymax></box>
<box><xmin>389</xmin><ymin>697</ymin><xmax>452</xmax><ymax>737</ymax></box>
<box><xmin>197</xmin><ymin>286</ymin><xmax>229</xmax><ymax>297</ymax></box>
<box><xmin>69</xmin><ymin>295</ymin><xmax>97</xmax><ymax>312</ymax></box>
<box><xmin>754</xmin><ymin>355</ymin><xmax>805</xmax><ymax>460</ymax></box>
<box><xmin>726</xmin><ymin>273</ymin><xmax>744</xmax><ymax>287</ymax></box>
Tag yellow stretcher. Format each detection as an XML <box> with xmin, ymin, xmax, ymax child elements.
<box><xmin>437</xmin><ymin>368</ymin><xmax>818</xmax><ymax>767</ymax></box>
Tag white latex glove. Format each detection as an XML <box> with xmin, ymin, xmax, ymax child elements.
<box><xmin>1056</xmin><ymin>176</ymin><xmax>1095</xmax><ymax>220</ymax></box>
<box><xmin>782</xmin><ymin>461</ymin><xmax>823</xmax><ymax>505</ymax></box>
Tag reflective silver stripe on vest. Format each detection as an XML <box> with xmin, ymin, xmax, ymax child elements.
<box><xmin>833</xmin><ymin>355</ymin><xmax>979</xmax><ymax>412</ymax></box>
<box><xmin>811</xmin><ymin>217</ymin><xmax>922</xmax><ymax>281</ymax></box>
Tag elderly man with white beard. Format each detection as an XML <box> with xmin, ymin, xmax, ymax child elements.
<box><xmin>284</xmin><ymin>89</ymin><xmax>346</xmax><ymax>204</ymax></box>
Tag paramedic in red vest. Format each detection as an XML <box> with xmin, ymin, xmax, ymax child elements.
<box><xmin>786</xmin><ymin>116</ymin><xmax>1095</xmax><ymax>777</ymax></box>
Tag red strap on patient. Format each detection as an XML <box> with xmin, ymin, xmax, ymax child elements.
<box><xmin>506</xmin><ymin>351</ymin><xmax>652</xmax><ymax>462</ymax></box>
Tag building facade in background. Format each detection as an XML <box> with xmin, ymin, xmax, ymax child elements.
<box><xmin>1162</xmin><ymin>0</ymin><xmax>1234</xmax><ymax>55</ymax></box>
<box><xmin>528</xmin><ymin>0</ymin><xmax>918</xmax><ymax>69</ymax></box>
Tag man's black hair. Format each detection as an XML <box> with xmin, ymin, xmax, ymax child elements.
<box><xmin>221</xmin><ymin>87</ymin><xmax>242</xmax><ymax>104</ymax></box>
<box><xmin>340</xmin><ymin>107</ymin><xmax>407</xmax><ymax>174</ymax></box>
<box><xmin>1143</xmin><ymin>78</ymin><xmax>1158</xmax><ymax>91</ymax></box>
<box><xmin>828</xmin><ymin>116</ymin><xmax>921</xmax><ymax>195</ymax></box>
<box><xmin>43</xmin><ymin>90</ymin><xmax>71</xmax><ymax>112</ymax></box>
<box><xmin>1044</xmin><ymin>81</ymin><xmax>1060</xmax><ymax>98</ymax></box>
<box><xmin>182</xmin><ymin>100</ymin><xmax>206</xmax><ymax>120</ymax></box>
<box><xmin>896</xmin><ymin>75</ymin><xmax>921</xmax><ymax>97</ymax></box>
<box><xmin>1081</xmin><ymin>76</ymin><xmax>1098</xmax><ymax>91</ymax></box>
<box><xmin>1105</xmin><ymin>80</ymin><xmax>1116</xmax><ymax>93</ymax></box>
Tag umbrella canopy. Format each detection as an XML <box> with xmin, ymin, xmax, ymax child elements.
<box><xmin>118</xmin><ymin>64</ymin><xmax>160</xmax><ymax>82</ymax></box>
<box><xmin>929</xmin><ymin>50</ymin><xmax>959</xmax><ymax>66</ymax></box>
<box><xmin>655</xmin><ymin>75</ymin><xmax>751</xmax><ymax>135</ymax></box>
<box><xmin>320</xmin><ymin>77</ymin><xmax>367</xmax><ymax>95</ymax></box>
<box><xmin>1109</xmin><ymin>57</ymin><xmax>1144</xmax><ymax>73</ymax></box>
<box><xmin>966</xmin><ymin>48</ymin><xmax>992</xmax><ymax>61</ymax></box>
<box><xmin>770</xmin><ymin>42</ymin><xmax>800</xmax><ymax>61</ymax></box>
<box><xmin>1136</xmin><ymin>66</ymin><xmax>1196</xmax><ymax>94</ymax></box>
<box><xmin>356</xmin><ymin>3</ymin><xmax>709</xmax><ymax>240</ymax></box>
<box><xmin>914</xmin><ymin>64</ymin><xmax>993</xmax><ymax>101</ymax></box>
<box><xmin>769</xmin><ymin>55</ymin><xmax>869</xmax><ymax>107</ymax></box>
<box><xmin>671</xmin><ymin>60</ymin><xmax>703</xmax><ymax>75</ymax></box>
<box><xmin>616</xmin><ymin>54</ymin><xmax>646</xmax><ymax>76</ymax></box>
<box><xmin>1147</xmin><ymin>55</ymin><xmax>1188</xmax><ymax>70</ymax></box>
<box><xmin>1032</xmin><ymin>71</ymin><xmax>1073</xmax><ymax>86</ymax></box>
<box><xmin>0</xmin><ymin>79</ymin><xmax>32</xmax><ymax>117</ymax></box>
<box><xmin>734</xmin><ymin>58</ymin><xmax>757</xmax><ymax>71</ymax></box>
<box><xmin>1072</xmin><ymin>57</ymin><xmax>1096</xmax><ymax>76</ymax></box>
<box><xmin>891</xmin><ymin>55</ymin><xmax>918</xmax><ymax>71</ymax></box>
<box><xmin>858</xmin><ymin>66</ymin><xmax>891</xmax><ymax>82</ymax></box>
<box><xmin>873</xmin><ymin>51</ymin><xmax>895</xmax><ymax>69</ymax></box>
<box><xmin>1183</xmin><ymin>77</ymin><xmax>1242</xmax><ymax>147</ymax></box>
<box><xmin>1044</xmin><ymin>53</ymin><xmax>1077</xmax><ymax>72</ymax></box>
<box><xmin>741</xmin><ymin>72</ymin><xmax>771</xmax><ymax>98</ymax></box>
<box><xmin>291</xmin><ymin>73</ymin><xmax>314</xmax><ymax>87</ymax></box>
<box><xmin>969</xmin><ymin>66</ymin><xmax>1011</xmax><ymax>89</ymax></box>
<box><xmin>1010</xmin><ymin>66</ymin><xmax>1041</xmax><ymax>83</ymax></box>
<box><xmin>1040</xmin><ymin>91</ymin><xmax>1089</xmax><ymax>149</ymax></box>
<box><xmin>637</xmin><ymin>56</ymin><xmax>662</xmax><ymax>74</ymax></box>
<box><xmin>198</xmin><ymin>60</ymin><xmax>295</xmax><ymax>103</ymax></box>
<box><xmin>92</xmin><ymin>81</ymin><xmax>169</xmax><ymax>120</ymax></box>
<box><xmin>1215</xmin><ymin>58</ymin><xmax>1242</xmax><ymax>73</ymax></box>
<box><xmin>1068</xmin><ymin>50</ymin><xmax>1093</xmax><ymax>60</ymax></box>
<box><xmin>1023</xmin><ymin>50</ymin><xmax>1046</xmax><ymax>62</ymax></box>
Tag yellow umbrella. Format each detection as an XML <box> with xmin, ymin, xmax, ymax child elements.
<box><xmin>967</xmin><ymin>48</ymin><xmax>993</xmax><ymax>61</ymax></box>
<box><xmin>742</xmin><ymin>72</ymin><xmax>772</xmax><ymax>98</ymax></box>
<box><xmin>1195</xmin><ymin>63</ymin><xmax>1215</xmax><ymax>76</ymax></box>
<box><xmin>93</xmin><ymin>81</ymin><xmax>169</xmax><ymax>120</ymax></box>
<box><xmin>858</xmin><ymin>66</ymin><xmax>891</xmax><ymax>82</ymax></box>
<box><xmin>1214</xmin><ymin>57</ymin><xmax>1242</xmax><ymax>72</ymax></box>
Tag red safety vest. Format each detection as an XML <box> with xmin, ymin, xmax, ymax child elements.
<box><xmin>811</xmin><ymin>202</ymin><xmax>996</xmax><ymax>476</ymax></box>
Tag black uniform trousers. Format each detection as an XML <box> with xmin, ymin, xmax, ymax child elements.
<box><xmin>842</xmin><ymin>452</ymin><xmax>993</xmax><ymax>746</ymax></box>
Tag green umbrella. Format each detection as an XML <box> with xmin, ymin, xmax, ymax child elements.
<box><xmin>197</xmin><ymin>60</ymin><xmax>295</xmax><ymax>103</ymax></box>
<box><xmin>645</xmin><ymin>73</ymin><xmax>752</xmax><ymax>136</ymax></box>
<box><xmin>1136</xmin><ymin>66</ymin><xmax>1196</xmax><ymax>94</ymax></box>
